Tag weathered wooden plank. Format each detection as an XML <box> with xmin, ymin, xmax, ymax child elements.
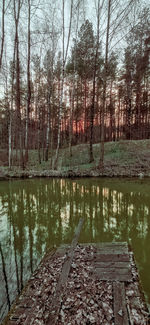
<box><xmin>17</xmin><ymin>296</ymin><xmax>33</xmax><ymax>306</ymax></box>
<box><xmin>20</xmin><ymin>288</ymin><xmax>36</xmax><ymax>298</ymax></box>
<box><xmin>56</xmin><ymin>244</ymin><xmax>70</xmax><ymax>255</ymax></box>
<box><xmin>95</xmin><ymin>267</ymin><xmax>130</xmax><ymax>275</ymax></box>
<box><xmin>97</xmin><ymin>242</ymin><xmax>128</xmax><ymax>249</ymax></box>
<box><xmin>79</xmin><ymin>242</ymin><xmax>128</xmax><ymax>248</ymax></box>
<box><xmin>97</xmin><ymin>242</ymin><xmax>128</xmax><ymax>246</ymax></box>
<box><xmin>17</xmin><ymin>303</ymin><xmax>32</xmax><ymax>309</ymax></box>
<box><xmin>5</xmin><ymin>250</ymin><xmax>58</xmax><ymax>324</ymax></box>
<box><xmin>94</xmin><ymin>261</ymin><xmax>130</xmax><ymax>269</ymax></box>
<box><xmin>95</xmin><ymin>267</ymin><xmax>132</xmax><ymax>281</ymax></box>
<box><xmin>96</xmin><ymin>248</ymin><xmax>128</xmax><ymax>255</ymax></box>
<box><xmin>9</xmin><ymin>317</ymin><xmax>19</xmax><ymax>321</ymax></box>
<box><xmin>9</xmin><ymin>307</ymin><xmax>28</xmax><ymax>321</ymax></box>
<box><xmin>113</xmin><ymin>282</ymin><xmax>129</xmax><ymax>325</ymax></box>
<box><xmin>71</xmin><ymin>218</ymin><xmax>84</xmax><ymax>248</ymax></box>
<box><xmin>7</xmin><ymin>319</ymin><xmax>17</xmax><ymax>325</ymax></box>
<box><xmin>46</xmin><ymin>218</ymin><xmax>84</xmax><ymax>325</ymax></box>
<box><xmin>93</xmin><ymin>254</ymin><xmax>130</xmax><ymax>262</ymax></box>
<box><xmin>6</xmin><ymin>299</ymin><xmax>34</xmax><ymax>323</ymax></box>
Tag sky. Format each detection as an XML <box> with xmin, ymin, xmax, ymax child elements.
<box><xmin>0</xmin><ymin>0</ymin><xmax>150</xmax><ymax>97</ymax></box>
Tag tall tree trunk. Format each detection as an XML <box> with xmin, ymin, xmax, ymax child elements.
<box><xmin>53</xmin><ymin>0</ymin><xmax>65</xmax><ymax>169</ymax></box>
<box><xmin>135</xmin><ymin>83</ymin><xmax>142</xmax><ymax>139</ymax></box>
<box><xmin>89</xmin><ymin>76</ymin><xmax>96</xmax><ymax>162</ymax></box>
<box><xmin>109</xmin><ymin>80</ymin><xmax>114</xmax><ymax>141</ymax></box>
<box><xmin>9</xmin><ymin>46</ymin><xmax>16</xmax><ymax>169</ymax></box>
<box><xmin>38</xmin><ymin>108</ymin><xmax>41</xmax><ymax>165</ymax></box>
<box><xmin>50</xmin><ymin>89</ymin><xmax>54</xmax><ymax>168</ymax></box>
<box><xmin>0</xmin><ymin>0</ymin><xmax>5</xmax><ymax>70</ymax></box>
<box><xmin>45</xmin><ymin>92</ymin><xmax>51</xmax><ymax>161</ymax></box>
<box><xmin>54</xmin><ymin>0</ymin><xmax>73</xmax><ymax>169</ymax></box>
<box><xmin>54</xmin><ymin>79</ymin><xmax>64</xmax><ymax>169</ymax></box>
<box><xmin>99</xmin><ymin>0</ymin><xmax>111</xmax><ymax>168</ymax></box>
<box><xmin>89</xmin><ymin>0</ymin><xmax>101</xmax><ymax>163</ymax></box>
<box><xmin>69</xmin><ymin>4</ymin><xmax>79</xmax><ymax>157</ymax></box>
<box><xmin>14</xmin><ymin>0</ymin><xmax>24</xmax><ymax>169</ymax></box>
<box><xmin>117</xmin><ymin>97</ymin><xmax>121</xmax><ymax>140</ymax></box>
<box><xmin>84</xmin><ymin>79</ymin><xmax>87</xmax><ymax>142</ymax></box>
<box><xmin>69</xmin><ymin>87</ymin><xmax>73</xmax><ymax>157</ymax></box>
<box><xmin>8</xmin><ymin>108</ymin><xmax>12</xmax><ymax>169</ymax></box>
<box><xmin>125</xmin><ymin>81</ymin><xmax>132</xmax><ymax>140</ymax></box>
<box><xmin>25</xmin><ymin>0</ymin><xmax>31</xmax><ymax>163</ymax></box>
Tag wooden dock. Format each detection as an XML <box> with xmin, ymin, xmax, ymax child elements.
<box><xmin>3</xmin><ymin>219</ymin><xmax>149</xmax><ymax>325</ymax></box>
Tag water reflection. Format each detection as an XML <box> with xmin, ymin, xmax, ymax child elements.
<box><xmin>0</xmin><ymin>178</ymin><xmax>150</xmax><ymax>322</ymax></box>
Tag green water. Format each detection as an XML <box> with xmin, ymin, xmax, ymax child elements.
<box><xmin>0</xmin><ymin>177</ymin><xmax>150</xmax><ymax>322</ymax></box>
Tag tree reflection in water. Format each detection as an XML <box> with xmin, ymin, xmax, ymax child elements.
<box><xmin>0</xmin><ymin>178</ymin><xmax>150</xmax><ymax>322</ymax></box>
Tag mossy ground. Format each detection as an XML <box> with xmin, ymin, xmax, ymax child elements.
<box><xmin>0</xmin><ymin>139</ymin><xmax>150</xmax><ymax>178</ymax></box>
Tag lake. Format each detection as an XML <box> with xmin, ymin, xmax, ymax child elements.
<box><xmin>0</xmin><ymin>177</ymin><xmax>150</xmax><ymax>323</ymax></box>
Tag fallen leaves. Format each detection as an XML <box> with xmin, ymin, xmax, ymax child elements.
<box><xmin>125</xmin><ymin>252</ymin><xmax>149</xmax><ymax>325</ymax></box>
<box><xmin>57</xmin><ymin>245</ymin><xmax>113</xmax><ymax>325</ymax></box>
<box><xmin>10</xmin><ymin>245</ymin><xmax>149</xmax><ymax>325</ymax></box>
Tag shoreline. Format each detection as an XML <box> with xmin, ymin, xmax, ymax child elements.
<box><xmin>0</xmin><ymin>166</ymin><xmax>150</xmax><ymax>180</ymax></box>
<box><xmin>1</xmin><ymin>140</ymin><xmax>150</xmax><ymax>180</ymax></box>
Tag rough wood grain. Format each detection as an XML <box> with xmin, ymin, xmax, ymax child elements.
<box><xmin>95</xmin><ymin>268</ymin><xmax>132</xmax><ymax>281</ymax></box>
<box><xmin>98</xmin><ymin>242</ymin><xmax>128</xmax><ymax>246</ymax></box>
<box><xmin>113</xmin><ymin>281</ymin><xmax>129</xmax><ymax>325</ymax></box>
<box><xmin>46</xmin><ymin>218</ymin><xmax>84</xmax><ymax>325</ymax></box>
<box><xmin>94</xmin><ymin>261</ymin><xmax>130</xmax><ymax>268</ymax></box>
<box><xmin>96</xmin><ymin>248</ymin><xmax>128</xmax><ymax>255</ymax></box>
<box><xmin>93</xmin><ymin>253</ymin><xmax>130</xmax><ymax>262</ymax></box>
<box><xmin>9</xmin><ymin>308</ymin><xmax>26</xmax><ymax>319</ymax></box>
<box><xmin>97</xmin><ymin>242</ymin><xmax>128</xmax><ymax>250</ymax></box>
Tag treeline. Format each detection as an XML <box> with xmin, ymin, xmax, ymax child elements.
<box><xmin>0</xmin><ymin>0</ymin><xmax>149</xmax><ymax>168</ymax></box>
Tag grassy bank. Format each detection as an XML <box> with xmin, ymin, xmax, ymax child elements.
<box><xmin>0</xmin><ymin>139</ymin><xmax>150</xmax><ymax>178</ymax></box>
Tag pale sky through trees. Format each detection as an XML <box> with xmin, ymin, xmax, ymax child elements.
<box><xmin>0</xmin><ymin>0</ymin><xmax>149</xmax><ymax>108</ymax></box>
<box><xmin>0</xmin><ymin>0</ymin><xmax>149</xmax><ymax>161</ymax></box>
<box><xmin>0</xmin><ymin>0</ymin><xmax>149</xmax><ymax>81</ymax></box>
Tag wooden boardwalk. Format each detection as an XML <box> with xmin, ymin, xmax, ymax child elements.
<box><xmin>3</xmin><ymin>219</ymin><xmax>149</xmax><ymax>325</ymax></box>
<box><xmin>91</xmin><ymin>242</ymin><xmax>131</xmax><ymax>324</ymax></box>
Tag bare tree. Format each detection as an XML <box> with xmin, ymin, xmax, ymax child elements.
<box><xmin>45</xmin><ymin>49</ymin><xmax>53</xmax><ymax>162</ymax></box>
<box><xmin>8</xmin><ymin>47</ymin><xmax>16</xmax><ymax>169</ymax></box>
<box><xmin>25</xmin><ymin>0</ymin><xmax>31</xmax><ymax>163</ymax></box>
<box><xmin>44</xmin><ymin>18</ymin><xmax>58</xmax><ymax>162</ymax></box>
<box><xmin>0</xmin><ymin>0</ymin><xmax>5</xmax><ymax>70</ymax></box>
<box><xmin>68</xmin><ymin>2</ymin><xmax>80</xmax><ymax>157</ymax></box>
<box><xmin>13</xmin><ymin>0</ymin><xmax>24</xmax><ymax>168</ymax></box>
<box><xmin>54</xmin><ymin>0</ymin><xmax>73</xmax><ymax>169</ymax></box>
<box><xmin>89</xmin><ymin>0</ymin><xmax>104</xmax><ymax>163</ymax></box>
<box><xmin>99</xmin><ymin>0</ymin><xmax>111</xmax><ymax>168</ymax></box>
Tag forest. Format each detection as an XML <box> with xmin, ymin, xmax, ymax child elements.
<box><xmin>0</xmin><ymin>0</ymin><xmax>150</xmax><ymax>170</ymax></box>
